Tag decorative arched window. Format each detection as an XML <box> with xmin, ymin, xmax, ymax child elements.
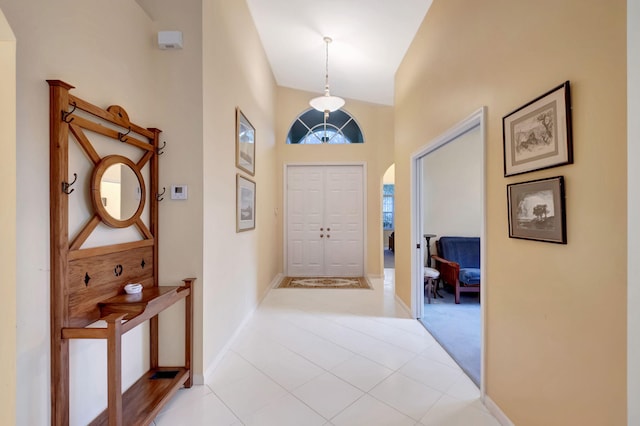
<box><xmin>286</xmin><ymin>108</ymin><xmax>364</xmax><ymax>144</ymax></box>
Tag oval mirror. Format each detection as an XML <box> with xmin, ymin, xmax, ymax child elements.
<box><xmin>92</xmin><ymin>155</ymin><xmax>146</xmax><ymax>228</ymax></box>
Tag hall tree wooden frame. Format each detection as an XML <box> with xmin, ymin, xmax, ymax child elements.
<box><xmin>48</xmin><ymin>80</ymin><xmax>195</xmax><ymax>426</ymax></box>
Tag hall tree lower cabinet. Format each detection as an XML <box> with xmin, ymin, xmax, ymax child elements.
<box><xmin>48</xmin><ymin>80</ymin><xmax>196</xmax><ymax>426</ymax></box>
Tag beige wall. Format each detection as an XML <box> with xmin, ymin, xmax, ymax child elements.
<box><xmin>1</xmin><ymin>0</ymin><xmax>209</xmax><ymax>423</ymax></box>
<box><xmin>3</xmin><ymin>0</ymin><xmax>279</xmax><ymax>421</ymax></box>
<box><xmin>628</xmin><ymin>0</ymin><xmax>640</xmax><ymax>423</ymax></box>
<box><xmin>3</xmin><ymin>0</ymin><xmax>280</xmax><ymax>421</ymax></box>
<box><xmin>0</xmin><ymin>8</ymin><xmax>15</xmax><ymax>426</ymax></box>
<box><xmin>0</xmin><ymin>1</ymin><xmax>161</xmax><ymax>423</ymax></box>
<box><xmin>276</xmin><ymin>87</ymin><xmax>394</xmax><ymax>277</ymax></box>
<box><xmin>139</xmin><ymin>0</ymin><xmax>205</xmax><ymax>378</ymax></box>
<box><xmin>383</xmin><ymin>164</ymin><xmax>395</xmax><ymax>185</ymax></box>
<box><xmin>201</xmin><ymin>0</ymin><xmax>279</xmax><ymax>376</ymax></box>
<box><xmin>422</xmin><ymin>125</ymin><xmax>482</xmax><ymax>249</ymax></box>
<box><xmin>3</xmin><ymin>0</ymin><xmax>633</xmax><ymax>424</ymax></box>
<box><xmin>395</xmin><ymin>1</ymin><xmax>626</xmax><ymax>424</ymax></box>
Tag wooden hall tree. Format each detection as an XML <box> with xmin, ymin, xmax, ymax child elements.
<box><xmin>48</xmin><ymin>80</ymin><xmax>195</xmax><ymax>426</ymax></box>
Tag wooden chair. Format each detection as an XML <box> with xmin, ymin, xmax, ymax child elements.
<box><xmin>432</xmin><ymin>237</ymin><xmax>480</xmax><ymax>304</ymax></box>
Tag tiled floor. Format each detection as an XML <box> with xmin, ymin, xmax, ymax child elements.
<box><xmin>153</xmin><ymin>270</ymin><xmax>500</xmax><ymax>426</ymax></box>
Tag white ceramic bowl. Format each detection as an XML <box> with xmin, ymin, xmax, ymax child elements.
<box><xmin>124</xmin><ymin>283</ymin><xmax>143</xmax><ymax>294</ymax></box>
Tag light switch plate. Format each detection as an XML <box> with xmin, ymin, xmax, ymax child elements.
<box><xmin>171</xmin><ymin>185</ymin><xmax>188</xmax><ymax>200</ymax></box>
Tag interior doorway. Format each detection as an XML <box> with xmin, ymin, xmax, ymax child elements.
<box><xmin>285</xmin><ymin>164</ymin><xmax>364</xmax><ymax>277</ymax></box>
<box><xmin>382</xmin><ymin>164</ymin><xmax>395</xmax><ymax>269</ymax></box>
<box><xmin>411</xmin><ymin>108</ymin><xmax>486</xmax><ymax>391</ymax></box>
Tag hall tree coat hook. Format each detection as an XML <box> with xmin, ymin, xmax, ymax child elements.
<box><xmin>118</xmin><ymin>126</ymin><xmax>131</xmax><ymax>142</ymax></box>
<box><xmin>61</xmin><ymin>102</ymin><xmax>76</xmax><ymax>123</ymax></box>
<box><xmin>156</xmin><ymin>187</ymin><xmax>166</xmax><ymax>201</ymax></box>
<box><xmin>156</xmin><ymin>140</ymin><xmax>166</xmax><ymax>155</ymax></box>
<box><xmin>62</xmin><ymin>173</ymin><xmax>77</xmax><ymax>195</ymax></box>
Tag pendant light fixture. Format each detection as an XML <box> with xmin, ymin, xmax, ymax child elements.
<box><xmin>309</xmin><ymin>36</ymin><xmax>345</xmax><ymax>117</ymax></box>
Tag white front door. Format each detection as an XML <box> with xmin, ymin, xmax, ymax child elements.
<box><xmin>287</xmin><ymin>165</ymin><xmax>364</xmax><ymax>277</ymax></box>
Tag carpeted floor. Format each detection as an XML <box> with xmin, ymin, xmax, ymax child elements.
<box><xmin>277</xmin><ymin>276</ymin><xmax>371</xmax><ymax>289</ymax></box>
<box><xmin>418</xmin><ymin>285</ymin><xmax>481</xmax><ymax>386</ymax></box>
<box><xmin>384</xmin><ymin>249</ymin><xmax>479</xmax><ymax>385</ymax></box>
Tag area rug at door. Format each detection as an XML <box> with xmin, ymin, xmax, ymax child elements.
<box><xmin>277</xmin><ymin>276</ymin><xmax>371</xmax><ymax>289</ymax></box>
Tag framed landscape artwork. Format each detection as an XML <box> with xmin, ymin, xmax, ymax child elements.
<box><xmin>236</xmin><ymin>174</ymin><xmax>256</xmax><ymax>232</ymax></box>
<box><xmin>236</xmin><ymin>107</ymin><xmax>255</xmax><ymax>176</ymax></box>
<box><xmin>503</xmin><ymin>81</ymin><xmax>573</xmax><ymax>177</ymax></box>
<box><xmin>507</xmin><ymin>176</ymin><xmax>566</xmax><ymax>244</ymax></box>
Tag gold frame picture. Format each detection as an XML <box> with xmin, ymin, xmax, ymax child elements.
<box><xmin>236</xmin><ymin>107</ymin><xmax>255</xmax><ymax>176</ymax></box>
<box><xmin>236</xmin><ymin>174</ymin><xmax>256</xmax><ymax>232</ymax></box>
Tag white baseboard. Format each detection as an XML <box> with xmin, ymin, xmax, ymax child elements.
<box><xmin>394</xmin><ymin>294</ymin><xmax>413</xmax><ymax>318</ymax></box>
<box><xmin>202</xmin><ymin>273</ymin><xmax>282</xmax><ymax>383</ymax></box>
<box><xmin>202</xmin><ymin>310</ymin><xmax>253</xmax><ymax>382</ymax></box>
<box><xmin>484</xmin><ymin>395</ymin><xmax>514</xmax><ymax>426</ymax></box>
<box><xmin>269</xmin><ymin>272</ymin><xmax>284</xmax><ymax>289</ymax></box>
<box><xmin>192</xmin><ymin>373</ymin><xmax>204</xmax><ymax>385</ymax></box>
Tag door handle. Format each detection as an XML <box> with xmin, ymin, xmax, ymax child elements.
<box><xmin>327</xmin><ymin>235</ymin><xmax>330</xmax><ymax>238</ymax></box>
<box><xmin>327</xmin><ymin>228</ymin><xmax>331</xmax><ymax>231</ymax></box>
<box><xmin>320</xmin><ymin>234</ymin><xmax>324</xmax><ymax>238</ymax></box>
<box><xmin>320</xmin><ymin>228</ymin><xmax>324</xmax><ymax>231</ymax></box>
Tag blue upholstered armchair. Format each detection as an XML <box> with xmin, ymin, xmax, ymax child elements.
<box><xmin>432</xmin><ymin>236</ymin><xmax>480</xmax><ymax>304</ymax></box>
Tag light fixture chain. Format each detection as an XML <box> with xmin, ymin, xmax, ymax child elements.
<box><xmin>309</xmin><ymin>35</ymin><xmax>344</xmax><ymax>114</ymax></box>
<box><xmin>325</xmin><ymin>38</ymin><xmax>330</xmax><ymax>92</ymax></box>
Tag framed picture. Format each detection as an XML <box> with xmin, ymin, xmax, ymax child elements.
<box><xmin>236</xmin><ymin>108</ymin><xmax>255</xmax><ymax>176</ymax></box>
<box><xmin>236</xmin><ymin>174</ymin><xmax>256</xmax><ymax>232</ymax></box>
<box><xmin>503</xmin><ymin>81</ymin><xmax>573</xmax><ymax>177</ymax></box>
<box><xmin>507</xmin><ymin>176</ymin><xmax>566</xmax><ymax>244</ymax></box>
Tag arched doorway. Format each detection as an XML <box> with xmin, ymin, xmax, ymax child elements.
<box><xmin>382</xmin><ymin>164</ymin><xmax>395</xmax><ymax>269</ymax></box>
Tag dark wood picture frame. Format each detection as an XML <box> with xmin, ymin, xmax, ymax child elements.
<box><xmin>503</xmin><ymin>81</ymin><xmax>573</xmax><ymax>177</ymax></box>
<box><xmin>236</xmin><ymin>174</ymin><xmax>256</xmax><ymax>232</ymax></box>
<box><xmin>236</xmin><ymin>107</ymin><xmax>255</xmax><ymax>176</ymax></box>
<box><xmin>507</xmin><ymin>176</ymin><xmax>567</xmax><ymax>244</ymax></box>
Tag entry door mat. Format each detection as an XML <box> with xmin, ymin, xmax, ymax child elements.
<box><xmin>277</xmin><ymin>276</ymin><xmax>371</xmax><ymax>289</ymax></box>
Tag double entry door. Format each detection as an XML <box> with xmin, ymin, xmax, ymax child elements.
<box><xmin>287</xmin><ymin>165</ymin><xmax>364</xmax><ymax>277</ymax></box>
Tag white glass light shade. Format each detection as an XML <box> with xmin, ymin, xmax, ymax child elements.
<box><xmin>309</xmin><ymin>94</ymin><xmax>345</xmax><ymax>112</ymax></box>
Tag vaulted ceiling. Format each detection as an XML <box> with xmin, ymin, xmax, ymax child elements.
<box><xmin>135</xmin><ymin>0</ymin><xmax>433</xmax><ymax>106</ymax></box>
<box><xmin>246</xmin><ymin>0</ymin><xmax>432</xmax><ymax>106</ymax></box>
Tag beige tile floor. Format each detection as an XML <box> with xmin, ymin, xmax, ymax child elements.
<box><xmin>153</xmin><ymin>270</ymin><xmax>500</xmax><ymax>426</ymax></box>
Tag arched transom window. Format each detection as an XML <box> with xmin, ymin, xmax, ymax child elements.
<box><xmin>287</xmin><ymin>108</ymin><xmax>364</xmax><ymax>144</ymax></box>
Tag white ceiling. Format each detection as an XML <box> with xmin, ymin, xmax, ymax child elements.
<box><xmin>246</xmin><ymin>0</ymin><xmax>433</xmax><ymax>106</ymax></box>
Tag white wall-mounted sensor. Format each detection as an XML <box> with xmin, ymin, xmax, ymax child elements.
<box><xmin>171</xmin><ymin>185</ymin><xmax>188</xmax><ymax>200</ymax></box>
<box><xmin>158</xmin><ymin>31</ymin><xmax>183</xmax><ymax>50</ymax></box>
